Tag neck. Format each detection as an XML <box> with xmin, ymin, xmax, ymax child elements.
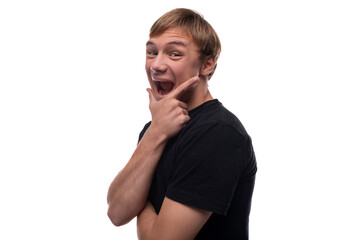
<box><xmin>186</xmin><ymin>79</ymin><xmax>213</xmax><ymax>111</ymax></box>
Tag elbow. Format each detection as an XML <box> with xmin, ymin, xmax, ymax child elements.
<box><xmin>107</xmin><ymin>203</ymin><xmax>132</xmax><ymax>227</ymax></box>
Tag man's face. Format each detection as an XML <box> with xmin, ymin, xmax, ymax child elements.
<box><xmin>145</xmin><ymin>28</ymin><xmax>202</xmax><ymax>100</ymax></box>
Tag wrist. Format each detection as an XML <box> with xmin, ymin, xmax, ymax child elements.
<box><xmin>144</xmin><ymin>124</ymin><xmax>168</xmax><ymax>147</ymax></box>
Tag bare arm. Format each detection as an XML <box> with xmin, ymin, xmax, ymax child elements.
<box><xmin>107</xmin><ymin>126</ymin><xmax>167</xmax><ymax>226</ymax></box>
<box><xmin>107</xmin><ymin>77</ymin><xmax>199</xmax><ymax>226</ymax></box>
<box><xmin>137</xmin><ymin>197</ymin><xmax>211</xmax><ymax>240</ymax></box>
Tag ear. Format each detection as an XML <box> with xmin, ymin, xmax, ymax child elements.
<box><xmin>199</xmin><ymin>55</ymin><xmax>216</xmax><ymax>77</ymax></box>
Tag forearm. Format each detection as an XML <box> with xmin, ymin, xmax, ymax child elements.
<box><xmin>107</xmin><ymin>126</ymin><xmax>166</xmax><ymax>226</ymax></box>
<box><xmin>108</xmin><ymin>78</ymin><xmax>196</xmax><ymax>226</ymax></box>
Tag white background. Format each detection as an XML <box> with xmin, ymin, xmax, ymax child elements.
<box><xmin>1</xmin><ymin>0</ymin><xmax>359</xmax><ymax>239</ymax></box>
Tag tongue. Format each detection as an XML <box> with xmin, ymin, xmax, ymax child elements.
<box><xmin>159</xmin><ymin>82</ymin><xmax>173</xmax><ymax>91</ymax></box>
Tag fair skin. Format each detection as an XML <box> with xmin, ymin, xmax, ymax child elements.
<box><xmin>107</xmin><ymin>28</ymin><xmax>216</xmax><ymax>239</ymax></box>
<box><xmin>145</xmin><ymin>28</ymin><xmax>214</xmax><ymax>109</ymax></box>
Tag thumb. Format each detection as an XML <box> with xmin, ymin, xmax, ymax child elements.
<box><xmin>147</xmin><ymin>88</ymin><xmax>156</xmax><ymax>103</ymax></box>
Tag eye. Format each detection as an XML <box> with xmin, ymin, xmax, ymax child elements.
<box><xmin>147</xmin><ymin>51</ymin><xmax>158</xmax><ymax>56</ymax></box>
<box><xmin>170</xmin><ymin>52</ymin><xmax>181</xmax><ymax>57</ymax></box>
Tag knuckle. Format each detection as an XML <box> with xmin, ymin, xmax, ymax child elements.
<box><xmin>170</xmin><ymin>99</ymin><xmax>179</xmax><ymax>108</ymax></box>
<box><xmin>177</xmin><ymin>108</ymin><xmax>183</xmax><ymax>115</ymax></box>
<box><xmin>178</xmin><ymin>101</ymin><xmax>185</xmax><ymax>108</ymax></box>
<box><xmin>183</xmin><ymin>115</ymin><xmax>190</xmax><ymax>122</ymax></box>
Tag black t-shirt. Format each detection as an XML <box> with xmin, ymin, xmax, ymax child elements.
<box><xmin>138</xmin><ymin>99</ymin><xmax>257</xmax><ymax>240</ymax></box>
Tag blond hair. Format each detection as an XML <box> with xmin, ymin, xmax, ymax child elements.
<box><xmin>150</xmin><ymin>8</ymin><xmax>221</xmax><ymax>79</ymax></box>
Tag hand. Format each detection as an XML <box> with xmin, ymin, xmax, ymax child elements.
<box><xmin>147</xmin><ymin>76</ymin><xmax>199</xmax><ymax>139</ymax></box>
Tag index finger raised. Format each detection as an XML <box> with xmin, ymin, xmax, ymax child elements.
<box><xmin>168</xmin><ymin>76</ymin><xmax>199</xmax><ymax>99</ymax></box>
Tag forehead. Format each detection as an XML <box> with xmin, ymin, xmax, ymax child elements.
<box><xmin>147</xmin><ymin>28</ymin><xmax>197</xmax><ymax>48</ymax></box>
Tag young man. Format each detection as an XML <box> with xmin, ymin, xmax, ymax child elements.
<box><xmin>107</xmin><ymin>8</ymin><xmax>257</xmax><ymax>240</ymax></box>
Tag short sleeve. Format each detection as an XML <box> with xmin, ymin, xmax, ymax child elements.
<box><xmin>138</xmin><ymin>121</ymin><xmax>151</xmax><ymax>144</ymax></box>
<box><xmin>166</xmin><ymin>122</ymin><xmax>250</xmax><ymax>215</ymax></box>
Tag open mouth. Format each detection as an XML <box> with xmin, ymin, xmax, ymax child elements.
<box><xmin>154</xmin><ymin>81</ymin><xmax>175</xmax><ymax>95</ymax></box>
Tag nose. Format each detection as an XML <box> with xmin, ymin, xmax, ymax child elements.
<box><xmin>150</xmin><ymin>54</ymin><xmax>167</xmax><ymax>73</ymax></box>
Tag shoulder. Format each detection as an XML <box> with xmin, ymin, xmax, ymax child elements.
<box><xmin>218</xmin><ymin>103</ymin><xmax>251</xmax><ymax>143</ymax></box>
<box><xmin>183</xmin><ymin>100</ymin><xmax>251</xmax><ymax>144</ymax></box>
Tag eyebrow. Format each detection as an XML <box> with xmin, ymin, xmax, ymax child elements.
<box><xmin>146</xmin><ymin>41</ymin><xmax>155</xmax><ymax>47</ymax></box>
<box><xmin>146</xmin><ymin>40</ymin><xmax>187</xmax><ymax>47</ymax></box>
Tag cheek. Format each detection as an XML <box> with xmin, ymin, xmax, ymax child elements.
<box><xmin>145</xmin><ymin>61</ymin><xmax>150</xmax><ymax>73</ymax></box>
<box><xmin>145</xmin><ymin>62</ymin><xmax>152</xmax><ymax>79</ymax></box>
<box><xmin>173</xmin><ymin>62</ymin><xmax>200</xmax><ymax>80</ymax></box>
<box><xmin>145</xmin><ymin>63</ymin><xmax>153</xmax><ymax>87</ymax></box>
